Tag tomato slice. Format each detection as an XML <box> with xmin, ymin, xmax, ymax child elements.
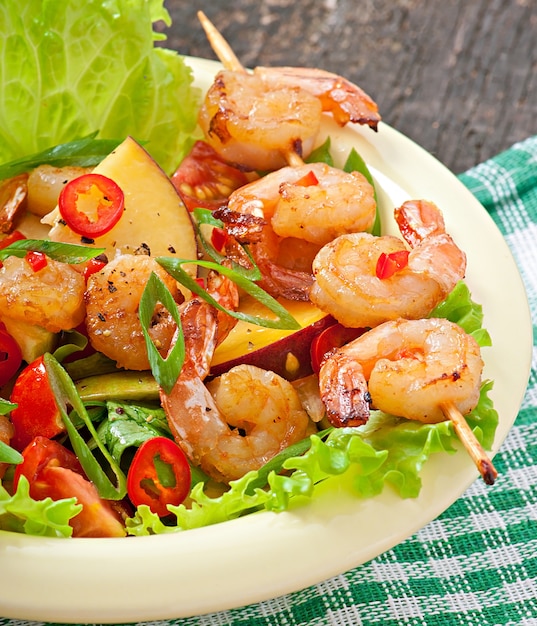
<box><xmin>171</xmin><ymin>140</ymin><xmax>249</xmax><ymax>212</ymax></box>
<box><xmin>310</xmin><ymin>323</ymin><xmax>366</xmax><ymax>373</ymax></box>
<box><xmin>14</xmin><ymin>436</ymin><xmax>125</xmax><ymax>538</ymax></box>
<box><xmin>376</xmin><ymin>250</ymin><xmax>410</xmax><ymax>279</ymax></box>
<box><xmin>58</xmin><ymin>173</ymin><xmax>125</xmax><ymax>238</ymax></box>
<box><xmin>127</xmin><ymin>436</ymin><xmax>191</xmax><ymax>517</ymax></box>
<box><xmin>9</xmin><ymin>355</ymin><xmax>64</xmax><ymax>451</ymax></box>
<box><xmin>0</xmin><ymin>326</ymin><xmax>22</xmax><ymax>387</ymax></box>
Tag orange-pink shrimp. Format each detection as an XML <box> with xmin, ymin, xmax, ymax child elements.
<box><xmin>309</xmin><ymin>200</ymin><xmax>467</xmax><ymax>327</ymax></box>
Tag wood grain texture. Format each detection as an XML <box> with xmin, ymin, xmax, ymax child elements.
<box><xmin>161</xmin><ymin>0</ymin><xmax>536</xmax><ymax>173</ymax></box>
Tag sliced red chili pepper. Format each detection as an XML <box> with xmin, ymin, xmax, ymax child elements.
<box><xmin>0</xmin><ymin>230</ymin><xmax>26</xmax><ymax>250</ymax></box>
<box><xmin>294</xmin><ymin>170</ymin><xmax>319</xmax><ymax>187</ymax></box>
<box><xmin>83</xmin><ymin>256</ymin><xmax>107</xmax><ymax>281</ymax></box>
<box><xmin>58</xmin><ymin>173</ymin><xmax>125</xmax><ymax>238</ymax></box>
<box><xmin>0</xmin><ymin>327</ymin><xmax>22</xmax><ymax>386</ymax></box>
<box><xmin>127</xmin><ymin>436</ymin><xmax>191</xmax><ymax>517</ymax></box>
<box><xmin>376</xmin><ymin>250</ymin><xmax>410</xmax><ymax>280</ymax></box>
<box><xmin>210</xmin><ymin>226</ymin><xmax>229</xmax><ymax>253</ymax></box>
<box><xmin>311</xmin><ymin>323</ymin><xmax>366</xmax><ymax>373</ymax></box>
<box><xmin>25</xmin><ymin>250</ymin><xmax>47</xmax><ymax>272</ymax></box>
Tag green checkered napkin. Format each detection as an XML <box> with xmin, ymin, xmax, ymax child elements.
<box><xmin>2</xmin><ymin>136</ymin><xmax>536</xmax><ymax>626</ymax></box>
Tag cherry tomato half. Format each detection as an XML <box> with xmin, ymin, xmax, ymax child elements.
<box><xmin>127</xmin><ymin>436</ymin><xmax>191</xmax><ymax>517</ymax></box>
<box><xmin>58</xmin><ymin>173</ymin><xmax>125</xmax><ymax>238</ymax></box>
<box><xmin>9</xmin><ymin>355</ymin><xmax>64</xmax><ymax>451</ymax></box>
<box><xmin>376</xmin><ymin>250</ymin><xmax>410</xmax><ymax>280</ymax></box>
<box><xmin>310</xmin><ymin>323</ymin><xmax>366</xmax><ymax>373</ymax></box>
<box><xmin>0</xmin><ymin>326</ymin><xmax>22</xmax><ymax>387</ymax></box>
<box><xmin>14</xmin><ymin>436</ymin><xmax>125</xmax><ymax>538</ymax></box>
<box><xmin>171</xmin><ymin>140</ymin><xmax>249</xmax><ymax>212</ymax></box>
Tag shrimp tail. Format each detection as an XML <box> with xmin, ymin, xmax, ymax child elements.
<box><xmin>319</xmin><ymin>352</ymin><xmax>371</xmax><ymax>427</ymax></box>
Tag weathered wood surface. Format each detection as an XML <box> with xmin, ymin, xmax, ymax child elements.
<box><xmin>163</xmin><ymin>0</ymin><xmax>536</xmax><ymax>174</ymax></box>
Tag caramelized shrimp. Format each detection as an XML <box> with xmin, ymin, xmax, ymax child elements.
<box><xmin>319</xmin><ymin>317</ymin><xmax>483</xmax><ymax>427</ymax></box>
<box><xmin>85</xmin><ymin>254</ymin><xmax>183</xmax><ymax>371</ymax></box>
<box><xmin>310</xmin><ymin>200</ymin><xmax>466</xmax><ymax>327</ymax></box>
<box><xmin>227</xmin><ymin>162</ymin><xmax>376</xmax><ymax>246</ymax></box>
<box><xmin>0</xmin><ymin>255</ymin><xmax>85</xmax><ymax>332</ymax></box>
<box><xmin>160</xmin><ymin>271</ymin><xmax>310</xmax><ymax>483</ymax></box>
<box><xmin>217</xmin><ymin>162</ymin><xmax>377</xmax><ymax>300</ymax></box>
<box><xmin>198</xmin><ymin>68</ymin><xmax>380</xmax><ymax>172</ymax></box>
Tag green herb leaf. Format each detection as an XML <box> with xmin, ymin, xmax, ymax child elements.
<box><xmin>0</xmin><ymin>398</ymin><xmax>16</xmax><ymax>415</ymax></box>
<box><xmin>306</xmin><ymin>137</ymin><xmax>334</xmax><ymax>166</ymax></box>
<box><xmin>0</xmin><ymin>0</ymin><xmax>200</xmax><ymax>174</ymax></box>
<box><xmin>0</xmin><ymin>475</ymin><xmax>80</xmax><ymax>537</ymax></box>
<box><xmin>0</xmin><ymin>133</ymin><xmax>122</xmax><ymax>181</ymax></box>
<box><xmin>0</xmin><ymin>440</ymin><xmax>23</xmax><ymax>465</ymax></box>
<box><xmin>139</xmin><ymin>272</ymin><xmax>185</xmax><ymax>395</ymax></box>
<box><xmin>344</xmin><ymin>147</ymin><xmax>381</xmax><ymax>236</ymax></box>
<box><xmin>0</xmin><ymin>239</ymin><xmax>105</xmax><ymax>264</ymax></box>
<box><xmin>157</xmin><ymin>257</ymin><xmax>301</xmax><ymax>331</ymax></box>
<box><xmin>43</xmin><ymin>353</ymin><xmax>127</xmax><ymax>500</ymax></box>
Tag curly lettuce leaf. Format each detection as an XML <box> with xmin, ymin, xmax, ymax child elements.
<box><xmin>0</xmin><ymin>476</ymin><xmax>81</xmax><ymax>537</ymax></box>
<box><xmin>0</xmin><ymin>0</ymin><xmax>200</xmax><ymax>174</ymax></box>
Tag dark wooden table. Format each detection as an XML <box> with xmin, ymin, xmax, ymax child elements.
<box><xmin>162</xmin><ymin>0</ymin><xmax>536</xmax><ymax>174</ymax></box>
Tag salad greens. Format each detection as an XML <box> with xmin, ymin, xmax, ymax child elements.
<box><xmin>0</xmin><ymin>0</ymin><xmax>200</xmax><ymax>175</ymax></box>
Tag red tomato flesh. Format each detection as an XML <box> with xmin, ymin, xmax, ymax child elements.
<box><xmin>0</xmin><ymin>326</ymin><xmax>22</xmax><ymax>387</ymax></box>
<box><xmin>58</xmin><ymin>173</ymin><xmax>124</xmax><ymax>238</ymax></box>
<box><xmin>14</xmin><ymin>436</ymin><xmax>125</xmax><ymax>538</ymax></box>
<box><xmin>25</xmin><ymin>250</ymin><xmax>47</xmax><ymax>272</ymax></box>
<box><xmin>171</xmin><ymin>140</ymin><xmax>249</xmax><ymax>212</ymax></box>
<box><xmin>9</xmin><ymin>355</ymin><xmax>64</xmax><ymax>451</ymax></box>
<box><xmin>127</xmin><ymin>436</ymin><xmax>191</xmax><ymax>517</ymax></box>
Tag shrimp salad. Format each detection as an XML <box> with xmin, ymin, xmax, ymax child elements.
<box><xmin>0</xmin><ymin>6</ymin><xmax>499</xmax><ymax>538</ymax></box>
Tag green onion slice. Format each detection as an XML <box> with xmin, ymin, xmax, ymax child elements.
<box><xmin>156</xmin><ymin>257</ymin><xmax>301</xmax><ymax>331</ymax></box>
<box><xmin>44</xmin><ymin>353</ymin><xmax>127</xmax><ymax>500</ymax></box>
<box><xmin>0</xmin><ymin>239</ymin><xmax>105</xmax><ymax>264</ymax></box>
<box><xmin>139</xmin><ymin>272</ymin><xmax>185</xmax><ymax>395</ymax></box>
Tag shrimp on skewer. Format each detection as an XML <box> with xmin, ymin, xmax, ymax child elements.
<box><xmin>216</xmin><ymin>160</ymin><xmax>377</xmax><ymax>300</ymax></box>
<box><xmin>319</xmin><ymin>317</ymin><xmax>497</xmax><ymax>484</ymax></box>
<box><xmin>310</xmin><ymin>200</ymin><xmax>466</xmax><ymax>327</ymax></box>
<box><xmin>85</xmin><ymin>254</ymin><xmax>183</xmax><ymax>371</ymax></box>
<box><xmin>197</xmin><ymin>11</ymin><xmax>380</xmax><ymax>172</ymax></box>
<box><xmin>160</xmin><ymin>269</ymin><xmax>311</xmax><ymax>483</ymax></box>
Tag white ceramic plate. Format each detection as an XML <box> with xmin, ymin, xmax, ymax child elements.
<box><xmin>0</xmin><ymin>57</ymin><xmax>532</xmax><ymax>623</ymax></box>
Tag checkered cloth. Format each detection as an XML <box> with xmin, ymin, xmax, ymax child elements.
<box><xmin>1</xmin><ymin>136</ymin><xmax>536</xmax><ymax>626</ymax></box>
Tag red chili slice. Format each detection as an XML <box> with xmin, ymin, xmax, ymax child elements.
<box><xmin>58</xmin><ymin>173</ymin><xmax>125</xmax><ymax>238</ymax></box>
<box><xmin>376</xmin><ymin>250</ymin><xmax>410</xmax><ymax>279</ymax></box>
<box><xmin>25</xmin><ymin>250</ymin><xmax>47</xmax><ymax>272</ymax></box>
<box><xmin>127</xmin><ymin>437</ymin><xmax>191</xmax><ymax>517</ymax></box>
<box><xmin>294</xmin><ymin>170</ymin><xmax>319</xmax><ymax>187</ymax></box>
<box><xmin>310</xmin><ymin>322</ymin><xmax>366</xmax><ymax>373</ymax></box>
<box><xmin>0</xmin><ymin>230</ymin><xmax>26</xmax><ymax>250</ymax></box>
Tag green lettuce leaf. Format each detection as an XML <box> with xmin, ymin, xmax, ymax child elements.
<box><xmin>0</xmin><ymin>476</ymin><xmax>81</xmax><ymax>537</ymax></box>
<box><xmin>0</xmin><ymin>0</ymin><xmax>200</xmax><ymax>174</ymax></box>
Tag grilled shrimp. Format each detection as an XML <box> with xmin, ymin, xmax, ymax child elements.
<box><xmin>160</xmin><ymin>270</ymin><xmax>310</xmax><ymax>483</ymax></box>
<box><xmin>217</xmin><ymin>162</ymin><xmax>376</xmax><ymax>300</ymax></box>
<box><xmin>319</xmin><ymin>317</ymin><xmax>483</xmax><ymax>428</ymax></box>
<box><xmin>226</xmin><ymin>162</ymin><xmax>376</xmax><ymax>246</ymax></box>
<box><xmin>85</xmin><ymin>254</ymin><xmax>183</xmax><ymax>371</ymax></box>
<box><xmin>0</xmin><ymin>255</ymin><xmax>85</xmax><ymax>333</ymax></box>
<box><xmin>310</xmin><ymin>200</ymin><xmax>466</xmax><ymax>327</ymax></box>
<box><xmin>198</xmin><ymin>67</ymin><xmax>380</xmax><ymax>172</ymax></box>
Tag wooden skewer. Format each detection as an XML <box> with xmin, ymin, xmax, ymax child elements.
<box><xmin>197</xmin><ymin>10</ymin><xmax>306</xmax><ymax>168</ymax></box>
<box><xmin>197</xmin><ymin>10</ymin><xmax>246</xmax><ymax>73</ymax></box>
<box><xmin>441</xmin><ymin>401</ymin><xmax>498</xmax><ymax>485</ymax></box>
